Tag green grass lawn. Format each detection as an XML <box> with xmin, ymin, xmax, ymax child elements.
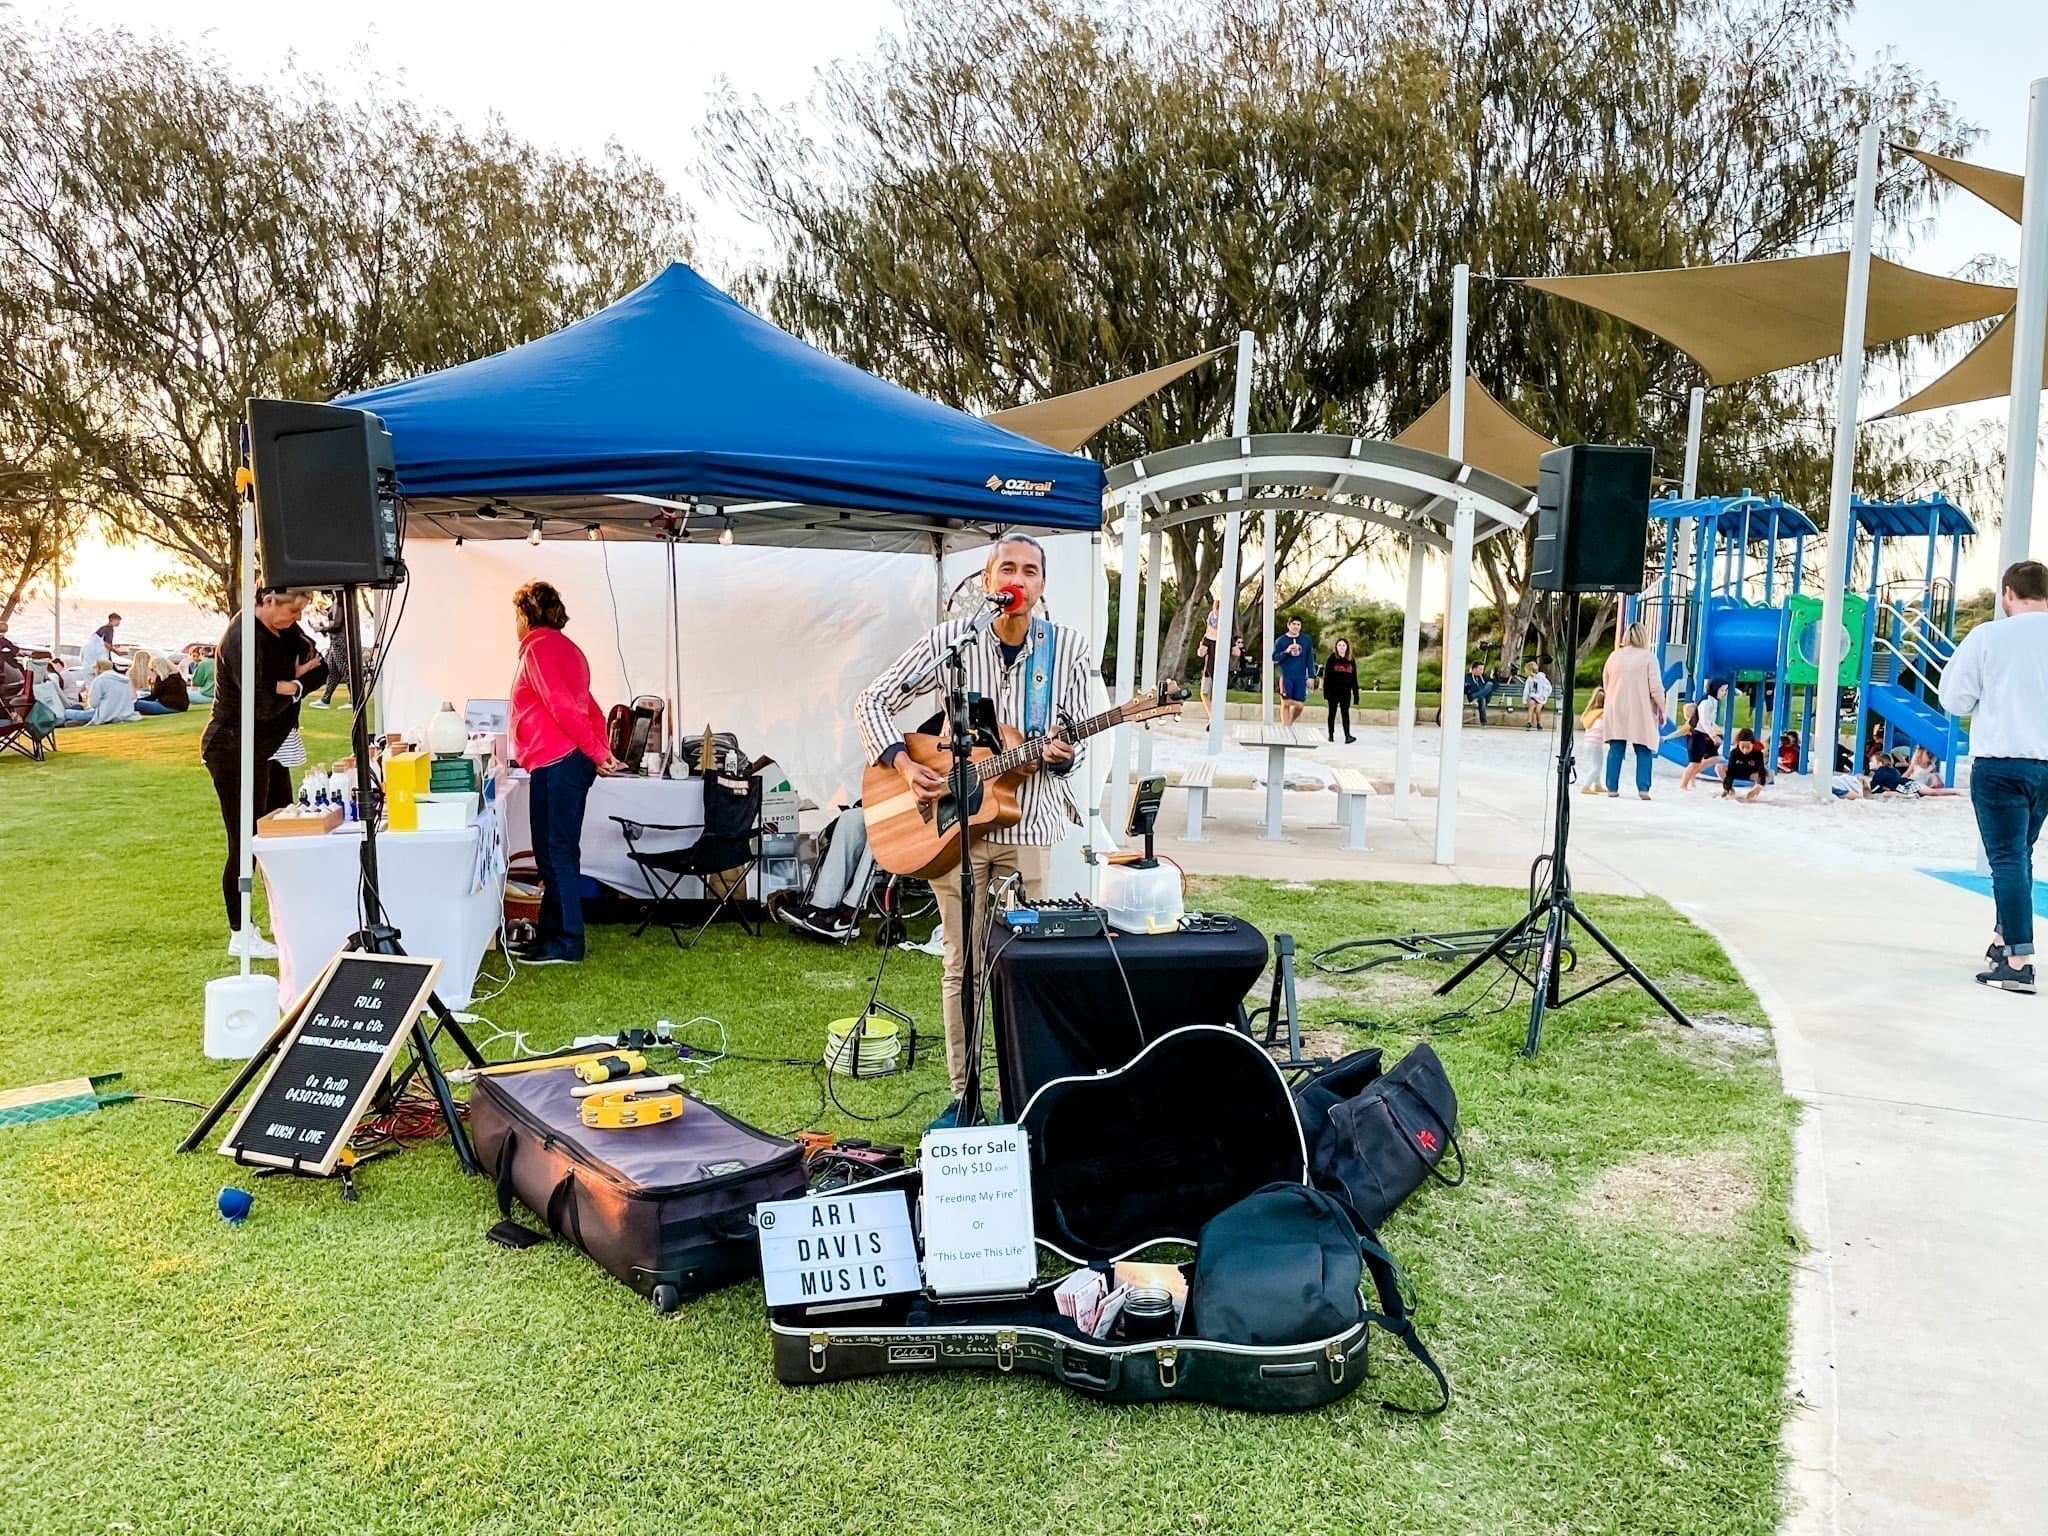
<box><xmin>0</xmin><ymin>713</ymin><xmax>1796</xmax><ymax>1536</ymax></box>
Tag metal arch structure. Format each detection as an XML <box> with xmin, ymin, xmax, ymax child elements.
<box><xmin>1099</xmin><ymin>430</ymin><xmax>1532</xmax><ymax>859</ymax></box>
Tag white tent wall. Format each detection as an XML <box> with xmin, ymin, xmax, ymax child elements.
<box><xmin>378</xmin><ymin>539</ymin><xmax>936</xmax><ymax>811</ymax></box>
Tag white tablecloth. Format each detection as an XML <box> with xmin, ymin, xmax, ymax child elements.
<box><xmin>500</xmin><ymin>774</ymin><xmax>705</xmax><ymax>896</ymax></box>
<box><xmin>254</xmin><ymin>824</ymin><xmax>505</xmax><ymax>1008</ymax></box>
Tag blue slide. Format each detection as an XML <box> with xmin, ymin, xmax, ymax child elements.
<box><xmin>1866</xmin><ymin>681</ymin><xmax>1968</xmax><ymax>763</ymax></box>
<box><xmin>1657</xmin><ymin>660</ymin><xmax>1691</xmax><ymax>769</ymax></box>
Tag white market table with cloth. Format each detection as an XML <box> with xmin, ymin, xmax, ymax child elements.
<box><xmin>254</xmin><ymin>823</ymin><xmax>505</xmax><ymax>1008</ymax></box>
<box><xmin>1233</xmin><ymin>723</ymin><xmax>1322</xmax><ymax>842</ymax></box>
<box><xmin>500</xmin><ymin>773</ymin><xmax>706</xmax><ymax>897</ymax></box>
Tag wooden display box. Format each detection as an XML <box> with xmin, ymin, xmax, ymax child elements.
<box><xmin>257</xmin><ymin>806</ymin><xmax>344</xmax><ymax>837</ymax></box>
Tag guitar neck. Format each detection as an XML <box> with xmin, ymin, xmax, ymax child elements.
<box><xmin>977</xmin><ymin>703</ymin><xmax>1132</xmax><ymax>781</ymax></box>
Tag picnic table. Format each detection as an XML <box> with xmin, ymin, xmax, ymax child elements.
<box><xmin>1233</xmin><ymin>722</ymin><xmax>1322</xmax><ymax>842</ymax></box>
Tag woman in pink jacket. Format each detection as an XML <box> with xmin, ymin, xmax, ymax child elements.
<box><xmin>509</xmin><ymin>581</ymin><xmax>623</xmax><ymax>963</ymax></box>
<box><xmin>1595</xmin><ymin>621</ymin><xmax>1666</xmax><ymax>800</ymax></box>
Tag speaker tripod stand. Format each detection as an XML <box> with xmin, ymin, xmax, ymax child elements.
<box><xmin>180</xmin><ymin>584</ymin><xmax>484</xmax><ymax>1172</ymax></box>
<box><xmin>1435</xmin><ymin>601</ymin><xmax>1692</xmax><ymax>1057</ymax></box>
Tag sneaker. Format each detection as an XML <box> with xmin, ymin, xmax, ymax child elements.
<box><xmin>306</xmin><ymin>699</ymin><xmax>331</xmax><ymax>709</ymax></box>
<box><xmin>1975</xmin><ymin>959</ymin><xmax>2036</xmax><ymax>994</ymax></box>
<box><xmin>519</xmin><ymin>943</ymin><xmax>585</xmax><ymax>966</ymax></box>
<box><xmin>226</xmin><ymin>928</ymin><xmax>278</xmax><ymax>959</ymax></box>
<box><xmin>1581</xmin><ymin>783</ymin><xmax>1608</xmax><ymax>796</ymax></box>
<box><xmin>766</xmin><ymin>891</ymin><xmax>803</xmax><ymax>929</ymax></box>
<box><xmin>1987</xmin><ymin>942</ymin><xmax>2007</xmax><ymax>967</ymax></box>
<box><xmin>926</xmin><ymin>1098</ymin><xmax>963</xmax><ymax>1133</ymax></box>
<box><xmin>793</xmin><ymin>906</ymin><xmax>858</xmax><ymax>943</ymax></box>
<box><xmin>1344</xmin><ymin>734</ymin><xmax>1357</xmax><ymax>743</ymax></box>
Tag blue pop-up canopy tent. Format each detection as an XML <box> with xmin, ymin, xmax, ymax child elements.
<box><xmin>342</xmin><ymin>263</ymin><xmax>1104</xmax><ymax>551</ymax></box>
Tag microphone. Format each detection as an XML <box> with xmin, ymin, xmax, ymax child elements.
<box><xmin>986</xmin><ymin>584</ymin><xmax>1027</xmax><ymax>611</ymax></box>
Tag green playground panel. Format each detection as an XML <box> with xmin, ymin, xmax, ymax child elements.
<box><xmin>1782</xmin><ymin>591</ymin><xmax>1866</xmax><ymax>686</ymax></box>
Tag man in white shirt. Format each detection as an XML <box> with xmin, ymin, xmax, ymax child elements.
<box><xmin>1938</xmin><ymin>560</ymin><xmax>2048</xmax><ymax>994</ymax></box>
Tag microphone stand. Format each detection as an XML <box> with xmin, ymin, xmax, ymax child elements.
<box><xmin>901</xmin><ymin>591</ymin><xmax>1014</xmax><ymax>1129</ymax></box>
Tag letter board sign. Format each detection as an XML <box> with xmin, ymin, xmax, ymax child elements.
<box><xmin>218</xmin><ymin>951</ymin><xmax>440</xmax><ymax>1175</ymax></box>
<box><xmin>757</xmin><ymin>1188</ymin><xmax>920</xmax><ymax>1308</ymax></box>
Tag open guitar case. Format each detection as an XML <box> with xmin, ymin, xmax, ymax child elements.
<box><xmin>767</xmin><ymin>1026</ymin><xmax>1444</xmax><ymax>1413</ymax></box>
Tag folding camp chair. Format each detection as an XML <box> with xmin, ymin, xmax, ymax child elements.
<box><xmin>0</xmin><ymin>659</ymin><xmax>54</xmax><ymax>763</ymax></box>
<box><xmin>612</xmin><ymin>773</ymin><xmax>764</xmax><ymax>949</ymax></box>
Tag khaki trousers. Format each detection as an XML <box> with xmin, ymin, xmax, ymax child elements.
<box><xmin>930</xmin><ymin>841</ymin><xmax>1050</xmax><ymax>1098</ymax></box>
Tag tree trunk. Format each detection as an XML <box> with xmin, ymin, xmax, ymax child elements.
<box><xmin>1158</xmin><ymin>520</ymin><xmax>1222</xmax><ymax>690</ymax></box>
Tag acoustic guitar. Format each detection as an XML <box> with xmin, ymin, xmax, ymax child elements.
<box><xmin>862</xmin><ymin>680</ymin><xmax>1189</xmax><ymax>879</ymax></box>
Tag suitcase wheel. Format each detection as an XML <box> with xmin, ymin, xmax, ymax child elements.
<box><xmin>651</xmin><ymin>1283</ymin><xmax>681</xmax><ymax>1315</ymax></box>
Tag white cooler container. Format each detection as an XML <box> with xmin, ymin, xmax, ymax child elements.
<box><xmin>1099</xmin><ymin>860</ymin><xmax>1185</xmax><ymax>935</ymax></box>
<box><xmin>204</xmin><ymin>972</ymin><xmax>279</xmax><ymax>1060</ymax></box>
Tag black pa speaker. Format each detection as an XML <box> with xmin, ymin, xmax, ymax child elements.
<box><xmin>1530</xmin><ymin>444</ymin><xmax>1653</xmax><ymax>593</ymax></box>
<box><xmin>246</xmin><ymin>399</ymin><xmax>402</xmax><ymax>589</ymax></box>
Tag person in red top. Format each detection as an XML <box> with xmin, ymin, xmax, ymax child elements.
<box><xmin>509</xmin><ymin>581</ymin><xmax>623</xmax><ymax>963</ymax></box>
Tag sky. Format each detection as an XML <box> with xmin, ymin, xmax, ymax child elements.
<box><xmin>19</xmin><ymin>0</ymin><xmax>2048</xmax><ymax>603</ymax></box>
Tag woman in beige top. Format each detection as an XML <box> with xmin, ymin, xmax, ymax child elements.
<box><xmin>1594</xmin><ymin>620</ymin><xmax>1666</xmax><ymax>799</ymax></box>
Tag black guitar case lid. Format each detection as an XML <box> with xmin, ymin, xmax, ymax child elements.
<box><xmin>1017</xmin><ymin>1024</ymin><xmax>1307</xmax><ymax>1265</ymax></box>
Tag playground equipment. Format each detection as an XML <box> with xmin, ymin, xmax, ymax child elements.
<box><xmin>1630</xmin><ymin>491</ymin><xmax>1975</xmax><ymax>778</ymax></box>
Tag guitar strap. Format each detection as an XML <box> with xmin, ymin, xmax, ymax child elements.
<box><xmin>1023</xmin><ymin>618</ymin><xmax>1057</xmax><ymax>738</ymax></box>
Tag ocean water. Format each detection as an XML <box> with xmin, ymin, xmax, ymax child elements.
<box><xmin>6</xmin><ymin>596</ymin><xmax>225</xmax><ymax>655</ymax></box>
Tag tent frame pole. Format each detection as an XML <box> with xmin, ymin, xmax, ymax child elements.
<box><xmin>1111</xmin><ymin>493</ymin><xmax>1143</xmax><ymax>833</ymax></box>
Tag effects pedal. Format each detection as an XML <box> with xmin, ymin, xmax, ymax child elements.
<box><xmin>1002</xmin><ymin>896</ymin><xmax>1107</xmax><ymax>940</ymax></box>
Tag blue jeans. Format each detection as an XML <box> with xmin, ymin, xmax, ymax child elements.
<box><xmin>1605</xmin><ymin>740</ymin><xmax>1655</xmax><ymax>794</ymax></box>
<box><xmin>134</xmin><ymin>699</ymin><xmax>176</xmax><ymax>716</ymax></box>
<box><xmin>1465</xmin><ymin>680</ymin><xmax>1496</xmax><ymax>725</ymax></box>
<box><xmin>1969</xmin><ymin>758</ymin><xmax>2048</xmax><ymax>959</ymax></box>
<box><xmin>528</xmin><ymin>751</ymin><xmax>598</xmax><ymax>958</ymax></box>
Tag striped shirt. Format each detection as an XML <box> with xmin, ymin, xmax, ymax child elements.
<box><xmin>855</xmin><ymin>617</ymin><xmax>1098</xmax><ymax>846</ymax></box>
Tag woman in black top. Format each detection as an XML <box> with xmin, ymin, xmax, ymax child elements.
<box><xmin>1322</xmin><ymin>638</ymin><xmax>1359</xmax><ymax>742</ymax></box>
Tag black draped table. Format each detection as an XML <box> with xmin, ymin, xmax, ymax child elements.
<box><xmin>990</xmin><ymin>919</ymin><xmax>1270</xmax><ymax>1113</ymax></box>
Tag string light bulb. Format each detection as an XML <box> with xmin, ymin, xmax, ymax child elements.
<box><xmin>585</xmin><ymin>524</ymin><xmax>601</xmax><ymax>542</ymax></box>
<box><xmin>719</xmin><ymin>520</ymin><xmax>734</xmax><ymax>547</ymax></box>
<box><xmin>454</xmin><ymin>535</ymin><xmax>464</xmax><ymax>549</ymax></box>
<box><xmin>527</xmin><ymin>517</ymin><xmax>543</xmax><ymax>546</ymax></box>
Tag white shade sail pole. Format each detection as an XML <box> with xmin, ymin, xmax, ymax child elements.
<box><xmin>1675</xmin><ymin>384</ymin><xmax>1706</xmax><ymax>602</ymax></box>
<box><xmin>1434</xmin><ymin>263</ymin><xmax>1472</xmax><ymax>864</ymax></box>
<box><xmin>1261</xmin><ymin>511</ymin><xmax>1276</xmax><ymax>724</ymax></box>
<box><xmin>2001</xmin><ymin>77</ymin><xmax>2048</xmax><ymax>579</ymax></box>
<box><xmin>1814</xmin><ymin>119</ymin><xmax>1880</xmax><ymax>800</ymax></box>
<box><xmin>1205</xmin><ymin>330</ymin><xmax>1255</xmax><ymax>755</ymax></box>
<box><xmin>1111</xmin><ymin>492</ymin><xmax>1143</xmax><ymax>832</ymax></box>
<box><xmin>237</xmin><ymin>466</ymin><xmax>257</xmax><ymax>967</ymax></box>
<box><xmin>1087</xmin><ymin>527</ymin><xmax>1107</xmax><ymax>895</ymax></box>
<box><xmin>1392</xmin><ymin>528</ymin><xmax>1426</xmax><ymax>816</ymax></box>
<box><xmin>1138</xmin><ymin>526</ymin><xmax>1164</xmax><ymax>776</ymax></box>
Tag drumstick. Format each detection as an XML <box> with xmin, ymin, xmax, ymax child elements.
<box><xmin>569</xmin><ymin>1074</ymin><xmax>686</xmax><ymax>1100</ymax></box>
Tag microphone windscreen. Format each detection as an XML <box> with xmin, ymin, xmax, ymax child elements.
<box><xmin>1000</xmin><ymin>583</ymin><xmax>1027</xmax><ymax>611</ymax></box>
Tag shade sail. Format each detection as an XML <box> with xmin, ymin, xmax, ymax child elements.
<box><xmin>985</xmin><ymin>348</ymin><xmax>1225</xmax><ymax>452</ymax></box>
<box><xmin>341</xmin><ymin>264</ymin><xmax>1104</xmax><ymax>542</ymax></box>
<box><xmin>1522</xmin><ymin>254</ymin><xmax>2013</xmax><ymax>385</ymax></box>
<box><xmin>1392</xmin><ymin>375</ymin><xmax>1559</xmax><ymax>488</ymax></box>
<box><xmin>1879</xmin><ymin>308</ymin><xmax>2047</xmax><ymax>417</ymax></box>
<box><xmin>1902</xmin><ymin>147</ymin><xmax>2025</xmax><ymax>223</ymax></box>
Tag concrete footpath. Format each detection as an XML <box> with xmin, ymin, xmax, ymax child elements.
<box><xmin>1158</xmin><ymin>720</ymin><xmax>2047</xmax><ymax>1535</ymax></box>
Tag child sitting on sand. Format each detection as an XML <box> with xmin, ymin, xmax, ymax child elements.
<box><xmin>1777</xmin><ymin>730</ymin><xmax>1800</xmax><ymax>775</ymax></box>
<box><xmin>1721</xmin><ymin>728</ymin><xmax>1770</xmax><ymax>800</ymax></box>
<box><xmin>1906</xmin><ymin>745</ymin><xmax>1959</xmax><ymax>797</ymax></box>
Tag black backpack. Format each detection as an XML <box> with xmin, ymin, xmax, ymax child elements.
<box><xmin>1293</xmin><ymin>1043</ymin><xmax>1464</xmax><ymax>1229</ymax></box>
<box><xmin>1186</xmin><ymin>1182</ymin><xmax>1448</xmax><ymax>1413</ymax></box>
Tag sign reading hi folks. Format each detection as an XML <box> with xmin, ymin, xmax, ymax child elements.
<box><xmin>757</xmin><ymin>1189</ymin><xmax>920</xmax><ymax>1308</ymax></box>
<box><xmin>218</xmin><ymin>952</ymin><xmax>441</xmax><ymax>1175</ymax></box>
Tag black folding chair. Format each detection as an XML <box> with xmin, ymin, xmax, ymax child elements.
<box><xmin>612</xmin><ymin>773</ymin><xmax>764</xmax><ymax>949</ymax></box>
<box><xmin>0</xmin><ymin>660</ymin><xmax>52</xmax><ymax>763</ymax></box>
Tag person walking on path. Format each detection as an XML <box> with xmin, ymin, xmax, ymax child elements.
<box><xmin>1321</xmin><ymin>637</ymin><xmax>1359</xmax><ymax>742</ymax></box>
<box><xmin>1197</xmin><ymin>602</ymin><xmax>1219</xmax><ymax>704</ymax></box>
<box><xmin>508</xmin><ymin>580</ymin><xmax>626</xmax><ymax>966</ymax></box>
<box><xmin>1938</xmin><ymin>559</ymin><xmax>2048</xmax><ymax>994</ymax></box>
<box><xmin>1271</xmin><ymin>616</ymin><xmax>1316</xmax><ymax>728</ymax></box>
<box><xmin>1595</xmin><ymin>621</ymin><xmax>1665</xmax><ymax>799</ymax></box>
